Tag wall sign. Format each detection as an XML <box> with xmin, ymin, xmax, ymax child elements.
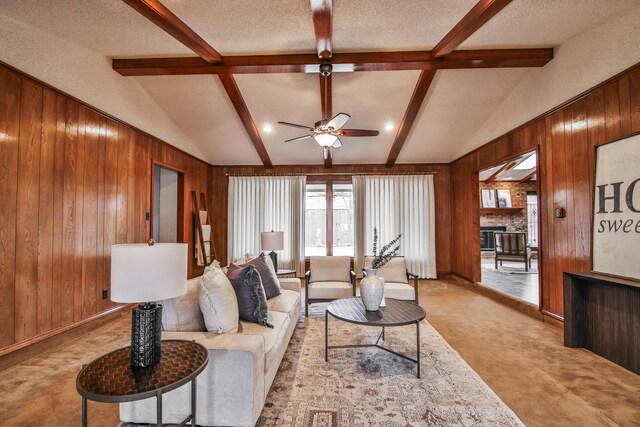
<box><xmin>592</xmin><ymin>133</ymin><xmax>640</xmax><ymax>280</ymax></box>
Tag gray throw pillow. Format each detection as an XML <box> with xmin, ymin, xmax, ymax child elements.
<box><xmin>233</xmin><ymin>253</ymin><xmax>281</xmax><ymax>299</ymax></box>
<box><xmin>227</xmin><ymin>264</ymin><xmax>273</xmax><ymax>328</ymax></box>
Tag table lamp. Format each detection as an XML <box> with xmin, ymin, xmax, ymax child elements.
<box><xmin>111</xmin><ymin>240</ymin><xmax>187</xmax><ymax>368</ymax></box>
<box><xmin>261</xmin><ymin>231</ymin><xmax>284</xmax><ymax>271</ymax></box>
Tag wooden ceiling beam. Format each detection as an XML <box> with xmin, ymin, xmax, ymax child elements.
<box><xmin>122</xmin><ymin>0</ymin><xmax>222</xmax><ymax>63</ymax></box>
<box><xmin>311</xmin><ymin>0</ymin><xmax>333</xmax><ymax>59</ymax></box>
<box><xmin>432</xmin><ymin>0</ymin><xmax>513</xmax><ymax>58</ymax></box>
<box><xmin>112</xmin><ymin>48</ymin><xmax>553</xmax><ymax>76</ymax></box>
<box><xmin>324</xmin><ymin>147</ymin><xmax>333</xmax><ymax>168</ymax></box>
<box><xmin>320</xmin><ymin>74</ymin><xmax>333</xmax><ymax>168</ymax></box>
<box><xmin>385</xmin><ymin>70</ymin><xmax>437</xmax><ymax>167</ymax></box>
<box><xmin>519</xmin><ymin>169</ymin><xmax>537</xmax><ymax>183</ymax></box>
<box><xmin>217</xmin><ymin>74</ymin><xmax>272</xmax><ymax>168</ymax></box>
<box><xmin>484</xmin><ymin>160</ymin><xmax>517</xmax><ymax>183</ymax></box>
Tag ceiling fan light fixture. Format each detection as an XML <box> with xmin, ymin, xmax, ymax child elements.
<box><xmin>384</xmin><ymin>122</ymin><xmax>394</xmax><ymax>131</ymax></box>
<box><xmin>303</xmin><ymin>64</ymin><xmax>355</xmax><ymax>74</ymax></box>
<box><xmin>313</xmin><ymin>133</ymin><xmax>338</xmax><ymax>147</ymax></box>
<box><xmin>262</xmin><ymin>124</ymin><xmax>273</xmax><ymax>133</ymax></box>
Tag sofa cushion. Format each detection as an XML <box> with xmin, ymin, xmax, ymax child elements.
<box><xmin>278</xmin><ymin>277</ymin><xmax>301</xmax><ymax>293</ymax></box>
<box><xmin>307</xmin><ymin>281</ymin><xmax>353</xmax><ymax>299</ymax></box>
<box><xmin>233</xmin><ymin>253</ymin><xmax>281</xmax><ymax>299</ymax></box>
<box><xmin>199</xmin><ymin>265</ymin><xmax>239</xmax><ymax>333</ymax></box>
<box><xmin>383</xmin><ymin>282</ymin><xmax>415</xmax><ymax>300</ymax></box>
<box><xmin>162</xmin><ymin>277</ymin><xmax>206</xmax><ymax>332</ymax></box>
<box><xmin>267</xmin><ymin>289</ymin><xmax>300</xmax><ymax>322</ymax></box>
<box><xmin>309</xmin><ymin>256</ymin><xmax>351</xmax><ymax>283</ymax></box>
<box><xmin>239</xmin><ymin>311</ymin><xmax>291</xmax><ymax>372</ymax></box>
<box><xmin>364</xmin><ymin>256</ymin><xmax>408</xmax><ymax>284</ymax></box>
<box><xmin>227</xmin><ymin>264</ymin><xmax>272</xmax><ymax>328</ymax></box>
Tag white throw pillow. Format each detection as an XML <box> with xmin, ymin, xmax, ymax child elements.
<box><xmin>199</xmin><ymin>263</ymin><xmax>239</xmax><ymax>333</ymax></box>
<box><xmin>162</xmin><ymin>277</ymin><xmax>206</xmax><ymax>332</ymax></box>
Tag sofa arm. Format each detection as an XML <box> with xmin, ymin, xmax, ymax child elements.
<box><xmin>120</xmin><ymin>332</ymin><xmax>265</xmax><ymax>427</ymax></box>
<box><xmin>279</xmin><ymin>277</ymin><xmax>301</xmax><ymax>293</ymax></box>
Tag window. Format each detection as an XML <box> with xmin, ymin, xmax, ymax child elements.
<box><xmin>305</xmin><ymin>184</ymin><xmax>327</xmax><ymax>256</ymax></box>
<box><xmin>304</xmin><ymin>181</ymin><xmax>354</xmax><ymax>256</ymax></box>
<box><xmin>332</xmin><ymin>184</ymin><xmax>354</xmax><ymax>256</ymax></box>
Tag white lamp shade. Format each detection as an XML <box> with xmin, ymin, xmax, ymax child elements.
<box><xmin>261</xmin><ymin>231</ymin><xmax>284</xmax><ymax>251</ymax></box>
<box><xmin>110</xmin><ymin>243</ymin><xmax>188</xmax><ymax>303</ymax></box>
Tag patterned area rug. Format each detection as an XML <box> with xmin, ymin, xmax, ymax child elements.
<box><xmin>258</xmin><ymin>305</ymin><xmax>524</xmax><ymax>427</ymax></box>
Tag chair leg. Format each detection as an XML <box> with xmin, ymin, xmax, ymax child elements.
<box><xmin>495</xmin><ymin>258</ymin><xmax>498</xmax><ymax>269</ymax></box>
<box><xmin>305</xmin><ymin>300</ymin><xmax>309</xmax><ymax>317</ymax></box>
<box><xmin>525</xmin><ymin>258</ymin><xmax>529</xmax><ymax>272</ymax></box>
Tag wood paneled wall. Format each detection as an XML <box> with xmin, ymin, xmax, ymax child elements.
<box><xmin>450</xmin><ymin>63</ymin><xmax>640</xmax><ymax>318</ymax></box>
<box><xmin>0</xmin><ymin>63</ymin><xmax>211</xmax><ymax>354</ymax></box>
<box><xmin>210</xmin><ymin>164</ymin><xmax>452</xmax><ymax>276</ymax></box>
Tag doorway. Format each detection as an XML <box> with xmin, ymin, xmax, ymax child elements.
<box><xmin>151</xmin><ymin>163</ymin><xmax>184</xmax><ymax>243</ymax></box>
<box><xmin>478</xmin><ymin>150</ymin><xmax>540</xmax><ymax>306</ymax></box>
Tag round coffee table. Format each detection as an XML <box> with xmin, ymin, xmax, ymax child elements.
<box><xmin>325</xmin><ymin>297</ymin><xmax>426</xmax><ymax>378</ymax></box>
<box><xmin>76</xmin><ymin>339</ymin><xmax>208</xmax><ymax>427</ymax></box>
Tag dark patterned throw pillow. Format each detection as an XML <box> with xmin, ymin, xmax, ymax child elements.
<box><xmin>226</xmin><ymin>264</ymin><xmax>273</xmax><ymax>328</ymax></box>
<box><xmin>233</xmin><ymin>253</ymin><xmax>281</xmax><ymax>299</ymax></box>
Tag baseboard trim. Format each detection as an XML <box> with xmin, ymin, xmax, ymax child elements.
<box><xmin>541</xmin><ymin>309</ymin><xmax>564</xmax><ymax>327</ymax></box>
<box><xmin>0</xmin><ymin>305</ymin><xmax>132</xmax><ymax>371</ymax></box>
<box><xmin>451</xmin><ymin>273</ymin><xmax>474</xmax><ymax>284</ymax></box>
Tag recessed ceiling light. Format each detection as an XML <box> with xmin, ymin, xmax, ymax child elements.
<box><xmin>262</xmin><ymin>124</ymin><xmax>273</xmax><ymax>133</ymax></box>
<box><xmin>384</xmin><ymin>122</ymin><xmax>394</xmax><ymax>131</ymax></box>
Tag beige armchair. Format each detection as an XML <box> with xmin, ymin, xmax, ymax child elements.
<box><xmin>363</xmin><ymin>256</ymin><xmax>419</xmax><ymax>304</ymax></box>
<box><xmin>305</xmin><ymin>256</ymin><xmax>356</xmax><ymax>317</ymax></box>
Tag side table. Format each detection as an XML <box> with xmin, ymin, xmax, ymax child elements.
<box><xmin>276</xmin><ymin>268</ymin><xmax>297</xmax><ymax>277</ymax></box>
<box><xmin>76</xmin><ymin>339</ymin><xmax>208</xmax><ymax>427</ymax></box>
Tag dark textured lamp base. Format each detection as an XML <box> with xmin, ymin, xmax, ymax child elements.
<box><xmin>268</xmin><ymin>251</ymin><xmax>278</xmax><ymax>271</ymax></box>
<box><xmin>131</xmin><ymin>303</ymin><xmax>162</xmax><ymax>368</ymax></box>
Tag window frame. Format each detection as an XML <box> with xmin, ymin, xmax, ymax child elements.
<box><xmin>305</xmin><ymin>175</ymin><xmax>353</xmax><ymax>258</ymax></box>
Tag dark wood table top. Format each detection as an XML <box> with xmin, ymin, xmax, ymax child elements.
<box><xmin>76</xmin><ymin>340</ymin><xmax>208</xmax><ymax>403</ymax></box>
<box><xmin>327</xmin><ymin>297</ymin><xmax>426</xmax><ymax>327</ymax></box>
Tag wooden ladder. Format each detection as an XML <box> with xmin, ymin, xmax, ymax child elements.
<box><xmin>192</xmin><ymin>191</ymin><xmax>216</xmax><ymax>266</ymax></box>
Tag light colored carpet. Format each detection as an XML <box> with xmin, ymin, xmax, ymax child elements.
<box><xmin>258</xmin><ymin>305</ymin><xmax>524</xmax><ymax>426</ymax></box>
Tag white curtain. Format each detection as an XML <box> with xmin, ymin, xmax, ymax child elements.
<box><xmin>353</xmin><ymin>175</ymin><xmax>437</xmax><ymax>278</ymax></box>
<box><xmin>228</xmin><ymin>176</ymin><xmax>306</xmax><ymax>276</ymax></box>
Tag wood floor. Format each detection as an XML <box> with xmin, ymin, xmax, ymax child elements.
<box><xmin>1</xmin><ymin>279</ymin><xmax>639</xmax><ymax>426</ymax></box>
<box><xmin>480</xmin><ymin>258</ymin><xmax>539</xmax><ymax>305</ymax></box>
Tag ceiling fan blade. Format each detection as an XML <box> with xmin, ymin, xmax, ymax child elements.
<box><xmin>278</xmin><ymin>121</ymin><xmax>314</xmax><ymax>130</ymax></box>
<box><xmin>326</xmin><ymin>112</ymin><xmax>350</xmax><ymax>130</ymax></box>
<box><xmin>332</xmin><ymin>138</ymin><xmax>343</xmax><ymax>148</ymax></box>
<box><xmin>340</xmin><ymin>129</ymin><xmax>380</xmax><ymax>137</ymax></box>
<box><xmin>285</xmin><ymin>135</ymin><xmax>312</xmax><ymax>143</ymax></box>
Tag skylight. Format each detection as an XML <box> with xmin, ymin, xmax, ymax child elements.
<box><xmin>514</xmin><ymin>153</ymin><xmax>536</xmax><ymax>170</ymax></box>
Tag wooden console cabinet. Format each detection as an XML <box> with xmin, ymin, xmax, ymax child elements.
<box><xmin>564</xmin><ymin>272</ymin><xmax>640</xmax><ymax>374</ymax></box>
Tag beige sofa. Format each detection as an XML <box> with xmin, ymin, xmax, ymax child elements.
<box><xmin>120</xmin><ymin>275</ymin><xmax>301</xmax><ymax>427</ymax></box>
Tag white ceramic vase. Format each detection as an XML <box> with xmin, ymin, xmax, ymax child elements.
<box><xmin>360</xmin><ymin>268</ymin><xmax>385</xmax><ymax>311</ymax></box>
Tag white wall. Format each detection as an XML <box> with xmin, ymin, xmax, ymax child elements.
<box><xmin>456</xmin><ymin>5</ymin><xmax>640</xmax><ymax>158</ymax></box>
<box><xmin>0</xmin><ymin>13</ymin><xmax>205</xmax><ymax>161</ymax></box>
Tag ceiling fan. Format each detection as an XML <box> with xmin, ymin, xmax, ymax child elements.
<box><xmin>277</xmin><ymin>64</ymin><xmax>379</xmax><ymax>150</ymax></box>
<box><xmin>278</xmin><ymin>113</ymin><xmax>379</xmax><ymax>148</ymax></box>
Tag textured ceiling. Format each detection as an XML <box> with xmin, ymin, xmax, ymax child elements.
<box><xmin>462</xmin><ymin>0</ymin><xmax>640</xmax><ymax>49</ymax></box>
<box><xmin>0</xmin><ymin>0</ymin><xmax>639</xmax><ymax>166</ymax></box>
<box><xmin>398</xmin><ymin>68</ymin><xmax>529</xmax><ymax>164</ymax></box>
<box><xmin>0</xmin><ymin>0</ymin><xmax>190</xmax><ymax>57</ymax></box>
